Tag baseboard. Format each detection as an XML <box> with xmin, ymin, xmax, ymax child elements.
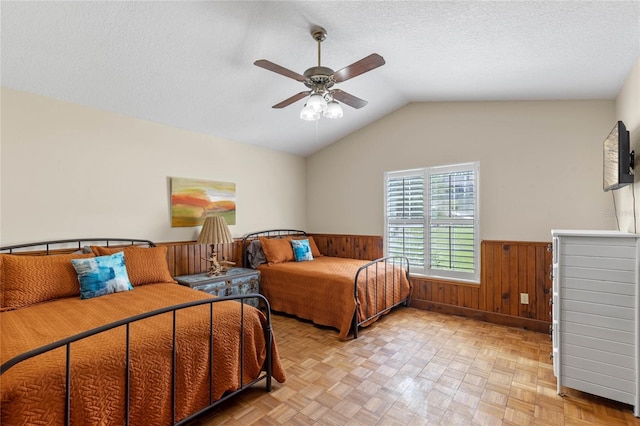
<box><xmin>410</xmin><ymin>299</ymin><xmax>550</xmax><ymax>334</ymax></box>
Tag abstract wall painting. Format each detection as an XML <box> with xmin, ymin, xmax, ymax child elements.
<box><xmin>170</xmin><ymin>177</ymin><xmax>236</xmax><ymax>227</ymax></box>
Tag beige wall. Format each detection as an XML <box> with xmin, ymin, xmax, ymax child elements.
<box><xmin>0</xmin><ymin>88</ymin><xmax>306</xmax><ymax>245</ymax></box>
<box><xmin>3</xmin><ymin>77</ymin><xmax>632</xmax><ymax>246</ymax></box>
<box><xmin>306</xmin><ymin>100</ymin><xmax>617</xmax><ymax>242</ymax></box>
<box><xmin>614</xmin><ymin>56</ymin><xmax>640</xmax><ymax>234</ymax></box>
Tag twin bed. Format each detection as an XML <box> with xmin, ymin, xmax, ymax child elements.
<box><xmin>0</xmin><ymin>238</ymin><xmax>285</xmax><ymax>425</ymax></box>
<box><xmin>242</xmin><ymin>230</ymin><xmax>412</xmax><ymax>340</ymax></box>
<box><xmin>1</xmin><ymin>231</ymin><xmax>411</xmax><ymax>425</ymax></box>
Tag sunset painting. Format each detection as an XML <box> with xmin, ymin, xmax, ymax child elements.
<box><xmin>170</xmin><ymin>177</ymin><xmax>236</xmax><ymax>227</ymax></box>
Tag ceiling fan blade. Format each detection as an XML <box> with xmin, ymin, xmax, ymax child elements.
<box><xmin>332</xmin><ymin>89</ymin><xmax>368</xmax><ymax>109</ymax></box>
<box><xmin>272</xmin><ymin>91</ymin><xmax>310</xmax><ymax>109</ymax></box>
<box><xmin>333</xmin><ymin>53</ymin><xmax>386</xmax><ymax>83</ymax></box>
<box><xmin>254</xmin><ymin>59</ymin><xmax>306</xmax><ymax>82</ymax></box>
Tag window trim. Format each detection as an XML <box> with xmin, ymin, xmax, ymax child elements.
<box><xmin>384</xmin><ymin>162</ymin><xmax>480</xmax><ymax>283</ymax></box>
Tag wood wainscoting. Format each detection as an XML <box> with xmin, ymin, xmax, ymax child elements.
<box><xmin>160</xmin><ymin>235</ymin><xmax>552</xmax><ymax>333</ymax></box>
<box><xmin>411</xmin><ymin>245</ymin><xmax>552</xmax><ymax>333</ymax></box>
<box><xmin>159</xmin><ymin>241</ymin><xmax>242</xmax><ymax>277</ymax></box>
<box><xmin>310</xmin><ymin>234</ymin><xmax>384</xmax><ymax>260</ymax></box>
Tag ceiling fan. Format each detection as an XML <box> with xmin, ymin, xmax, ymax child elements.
<box><xmin>254</xmin><ymin>26</ymin><xmax>385</xmax><ymax>121</ymax></box>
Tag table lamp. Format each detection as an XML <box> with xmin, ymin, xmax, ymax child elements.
<box><xmin>197</xmin><ymin>215</ymin><xmax>235</xmax><ymax>275</ymax></box>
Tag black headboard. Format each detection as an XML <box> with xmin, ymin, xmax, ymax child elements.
<box><xmin>240</xmin><ymin>229</ymin><xmax>307</xmax><ymax>268</ymax></box>
<box><xmin>0</xmin><ymin>238</ymin><xmax>156</xmax><ymax>255</ymax></box>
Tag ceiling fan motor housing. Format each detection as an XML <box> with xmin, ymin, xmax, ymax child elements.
<box><xmin>303</xmin><ymin>66</ymin><xmax>335</xmax><ymax>91</ymax></box>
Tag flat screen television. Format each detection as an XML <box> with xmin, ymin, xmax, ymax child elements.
<box><xmin>603</xmin><ymin>120</ymin><xmax>634</xmax><ymax>191</ymax></box>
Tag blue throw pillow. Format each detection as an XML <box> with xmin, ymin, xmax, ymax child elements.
<box><xmin>291</xmin><ymin>239</ymin><xmax>314</xmax><ymax>262</ymax></box>
<box><xmin>71</xmin><ymin>251</ymin><xmax>133</xmax><ymax>299</ymax></box>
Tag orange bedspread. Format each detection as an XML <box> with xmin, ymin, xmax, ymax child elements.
<box><xmin>258</xmin><ymin>256</ymin><xmax>411</xmax><ymax>339</ymax></box>
<box><xmin>0</xmin><ymin>283</ymin><xmax>286</xmax><ymax>425</ymax></box>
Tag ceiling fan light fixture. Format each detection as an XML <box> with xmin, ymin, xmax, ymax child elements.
<box><xmin>300</xmin><ymin>104</ymin><xmax>320</xmax><ymax>121</ymax></box>
<box><xmin>256</xmin><ymin>26</ymin><xmax>385</xmax><ymax>119</ymax></box>
<box><xmin>307</xmin><ymin>93</ymin><xmax>328</xmax><ymax>113</ymax></box>
<box><xmin>323</xmin><ymin>100</ymin><xmax>343</xmax><ymax>119</ymax></box>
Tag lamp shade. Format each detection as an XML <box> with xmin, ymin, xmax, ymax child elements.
<box><xmin>197</xmin><ymin>216</ymin><xmax>233</xmax><ymax>245</ymax></box>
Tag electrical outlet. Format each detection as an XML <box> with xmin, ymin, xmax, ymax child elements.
<box><xmin>520</xmin><ymin>293</ymin><xmax>529</xmax><ymax>304</ymax></box>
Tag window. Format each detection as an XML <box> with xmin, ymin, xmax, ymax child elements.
<box><xmin>384</xmin><ymin>162</ymin><xmax>480</xmax><ymax>282</ymax></box>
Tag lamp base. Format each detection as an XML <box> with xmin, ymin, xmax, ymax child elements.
<box><xmin>204</xmin><ymin>249</ymin><xmax>236</xmax><ymax>276</ymax></box>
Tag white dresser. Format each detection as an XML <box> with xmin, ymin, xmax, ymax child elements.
<box><xmin>551</xmin><ymin>230</ymin><xmax>640</xmax><ymax>417</ymax></box>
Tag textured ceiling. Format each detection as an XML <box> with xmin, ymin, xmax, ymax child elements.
<box><xmin>2</xmin><ymin>1</ymin><xmax>639</xmax><ymax>157</ymax></box>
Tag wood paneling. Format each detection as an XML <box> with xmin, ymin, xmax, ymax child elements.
<box><xmin>159</xmin><ymin>236</ymin><xmax>553</xmax><ymax>332</ymax></box>
<box><xmin>413</xmin><ymin>240</ymin><xmax>553</xmax><ymax>332</ymax></box>
<box><xmin>311</xmin><ymin>234</ymin><xmax>383</xmax><ymax>260</ymax></box>
<box><xmin>160</xmin><ymin>241</ymin><xmax>242</xmax><ymax>276</ymax></box>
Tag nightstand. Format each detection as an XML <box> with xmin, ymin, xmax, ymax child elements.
<box><xmin>174</xmin><ymin>267</ymin><xmax>260</xmax><ymax>308</ymax></box>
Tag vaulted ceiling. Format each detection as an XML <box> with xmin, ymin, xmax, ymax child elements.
<box><xmin>2</xmin><ymin>1</ymin><xmax>639</xmax><ymax>156</ymax></box>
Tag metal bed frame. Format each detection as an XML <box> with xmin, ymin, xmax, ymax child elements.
<box><xmin>241</xmin><ymin>229</ymin><xmax>411</xmax><ymax>339</ymax></box>
<box><xmin>0</xmin><ymin>238</ymin><xmax>275</xmax><ymax>426</ymax></box>
<box><xmin>0</xmin><ymin>237</ymin><xmax>157</xmax><ymax>253</ymax></box>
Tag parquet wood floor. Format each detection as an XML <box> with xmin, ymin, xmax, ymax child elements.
<box><xmin>190</xmin><ymin>307</ymin><xmax>639</xmax><ymax>425</ymax></box>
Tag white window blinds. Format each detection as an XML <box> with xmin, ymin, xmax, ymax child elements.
<box><xmin>385</xmin><ymin>171</ymin><xmax>425</xmax><ymax>274</ymax></box>
<box><xmin>385</xmin><ymin>162</ymin><xmax>480</xmax><ymax>282</ymax></box>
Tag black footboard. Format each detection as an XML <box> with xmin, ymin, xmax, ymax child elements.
<box><xmin>1</xmin><ymin>294</ymin><xmax>274</xmax><ymax>426</ymax></box>
<box><xmin>352</xmin><ymin>256</ymin><xmax>411</xmax><ymax>339</ymax></box>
